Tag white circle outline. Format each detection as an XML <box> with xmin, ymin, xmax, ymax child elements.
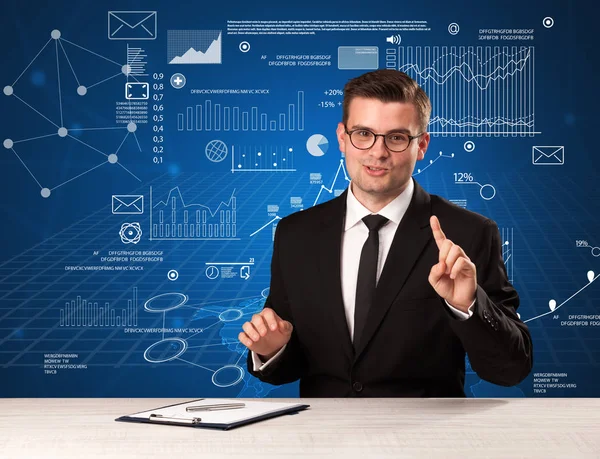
<box><xmin>480</xmin><ymin>184</ymin><xmax>497</xmax><ymax>200</ymax></box>
<box><xmin>143</xmin><ymin>338</ymin><xmax>188</xmax><ymax>363</ymax></box>
<box><xmin>211</xmin><ymin>364</ymin><xmax>245</xmax><ymax>387</ymax></box>
<box><xmin>144</xmin><ymin>292</ymin><xmax>189</xmax><ymax>313</ymax></box>
<box><xmin>219</xmin><ymin>309</ymin><xmax>244</xmax><ymax>322</ymax></box>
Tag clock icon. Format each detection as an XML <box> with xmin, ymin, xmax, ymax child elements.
<box><xmin>205</xmin><ymin>265</ymin><xmax>219</xmax><ymax>280</ymax></box>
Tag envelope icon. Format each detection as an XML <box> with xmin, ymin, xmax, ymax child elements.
<box><xmin>108</xmin><ymin>11</ymin><xmax>157</xmax><ymax>40</ymax></box>
<box><xmin>532</xmin><ymin>146</ymin><xmax>564</xmax><ymax>165</ymax></box>
<box><xmin>112</xmin><ymin>195</ymin><xmax>144</xmax><ymax>214</ymax></box>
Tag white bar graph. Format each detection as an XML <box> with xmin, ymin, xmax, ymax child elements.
<box><xmin>176</xmin><ymin>91</ymin><xmax>305</xmax><ymax>132</ymax></box>
<box><xmin>60</xmin><ymin>287</ymin><xmax>138</xmax><ymax>327</ymax></box>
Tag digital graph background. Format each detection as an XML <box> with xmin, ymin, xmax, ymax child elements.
<box><xmin>0</xmin><ymin>0</ymin><xmax>598</xmax><ymax>397</ymax></box>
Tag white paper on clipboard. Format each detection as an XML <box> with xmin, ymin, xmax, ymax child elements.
<box><xmin>126</xmin><ymin>399</ymin><xmax>308</xmax><ymax>425</ymax></box>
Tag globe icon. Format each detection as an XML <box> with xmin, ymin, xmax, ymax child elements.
<box><xmin>205</xmin><ymin>140</ymin><xmax>228</xmax><ymax>162</ymax></box>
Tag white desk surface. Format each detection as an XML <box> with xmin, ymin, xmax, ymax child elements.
<box><xmin>0</xmin><ymin>398</ymin><xmax>598</xmax><ymax>458</ymax></box>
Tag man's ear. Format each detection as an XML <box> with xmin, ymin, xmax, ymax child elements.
<box><xmin>336</xmin><ymin>122</ymin><xmax>346</xmax><ymax>155</ymax></box>
<box><xmin>416</xmin><ymin>132</ymin><xmax>430</xmax><ymax>161</ymax></box>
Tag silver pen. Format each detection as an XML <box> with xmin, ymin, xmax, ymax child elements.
<box><xmin>186</xmin><ymin>402</ymin><xmax>246</xmax><ymax>412</ymax></box>
<box><xmin>149</xmin><ymin>414</ymin><xmax>202</xmax><ymax>424</ymax></box>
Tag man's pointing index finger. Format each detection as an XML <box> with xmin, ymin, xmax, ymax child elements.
<box><xmin>430</xmin><ymin>215</ymin><xmax>447</xmax><ymax>250</ymax></box>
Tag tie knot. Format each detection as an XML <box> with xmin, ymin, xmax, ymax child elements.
<box><xmin>362</xmin><ymin>214</ymin><xmax>388</xmax><ymax>232</ymax></box>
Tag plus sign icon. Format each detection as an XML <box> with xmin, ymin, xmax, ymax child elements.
<box><xmin>170</xmin><ymin>73</ymin><xmax>186</xmax><ymax>89</ymax></box>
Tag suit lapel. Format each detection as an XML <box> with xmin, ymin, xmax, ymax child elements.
<box><xmin>353</xmin><ymin>180</ymin><xmax>433</xmax><ymax>361</ymax></box>
<box><xmin>316</xmin><ymin>190</ymin><xmax>355</xmax><ymax>361</ymax></box>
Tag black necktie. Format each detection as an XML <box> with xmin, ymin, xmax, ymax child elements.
<box><xmin>354</xmin><ymin>214</ymin><xmax>389</xmax><ymax>351</ymax></box>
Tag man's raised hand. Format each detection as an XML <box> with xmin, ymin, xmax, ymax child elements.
<box><xmin>428</xmin><ymin>215</ymin><xmax>477</xmax><ymax>312</ymax></box>
<box><xmin>239</xmin><ymin>308</ymin><xmax>293</xmax><ymax>360</ymax></box>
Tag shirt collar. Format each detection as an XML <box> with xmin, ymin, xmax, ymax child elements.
<box><xmin>345</xmin><ymin>178</ymin><xmax>414</xmax><ymax>231</ymax></box>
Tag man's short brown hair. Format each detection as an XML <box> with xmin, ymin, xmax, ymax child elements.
<box><xmin>342</xmin><ymin>69</ymin><xmax>432</xmax><ymax>133</ymax></box>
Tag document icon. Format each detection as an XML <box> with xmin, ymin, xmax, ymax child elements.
<box><xmin>532</xmin><ymin>146</ymin><xmax>564</xmax><ymax>165</ymax></box>
<box><xmin>108</xmin><ymin>11</ymin><xmax>157</xmax><ymax>40</ymax></box>
<box><xmin>112</xmin><ymin>195</ymin><xmax>144</xmax><ymax>214</ymax></box>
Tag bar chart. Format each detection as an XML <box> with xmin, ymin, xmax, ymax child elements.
<box><xmin>60</xmin><ymin>287</ymin><xmax>139</xmax><ymax>327</ymax></box>
<box><xmin>176</xmin><ymin>91</ymin><xmax>305</xmax><ymax>132</ymax></box>
<box><xmin>150</xmin><ymin>186</ymin><xmax>239</xmax><ymax>240</ymax></box>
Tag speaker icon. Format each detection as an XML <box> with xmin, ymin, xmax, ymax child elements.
<box><xmin>385</xmin><ymin>34</ymin><xmax>401</xmax><ymax>45</ymax></box>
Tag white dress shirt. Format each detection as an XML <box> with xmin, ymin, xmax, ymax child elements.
<box><xmin>252</xmin><ymin>179</ymin><xmax>475</xmax><ymax>371</ymax></box>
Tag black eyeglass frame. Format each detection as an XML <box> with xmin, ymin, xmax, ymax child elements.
<box><xmin>344</xmin><ymin>126</ymin><xmax>425</xmax><ymax>152</ymax></box>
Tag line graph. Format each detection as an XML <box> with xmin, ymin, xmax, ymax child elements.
<box><xmin>397</xmin><ymin>46</ymin><xmax>537</xmax><ymax>136</ymax></box>
<box><xmin>501</xmin><ymin>227</ymin><xmax>514</xmax><ymax>283</ymax></box>
<box><xmin>413</xmin><ymin>151</ymin><xmax>454</xmax><ymax>175</ymax></box>
<box><xmin>313</xmin><ymin>159</ymin><xmax>351</xmax><ymax>207</ymax></box>
<box><xmin>249</xmin><ymin>159</ymin><xmax>350</xmax><ymax>238</ymax></box>
<box><xmin>523</xmin><ymin>271</ymin><xmax>599</xmax><ymax>323</ymax></box>
<box><xmin>249</xmin><ymin>216</ymin><xmax>282</xmax><ymax>238</ymax></box>
<box><xmin>150</xmin><ymin>186</ymin><xmax>239</xmax><ymax>240</ymax></box>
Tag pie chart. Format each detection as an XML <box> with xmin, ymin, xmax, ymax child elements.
<box><xmin>306</xmin><ymin>134</ymin><xmax>329</xmax><ymax>157</ymax></box>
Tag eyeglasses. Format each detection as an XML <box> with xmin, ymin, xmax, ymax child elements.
<box><xmin>344</xmin><ymin>126</ymin><xmax>424</xmax><ymax>152</ymax></box>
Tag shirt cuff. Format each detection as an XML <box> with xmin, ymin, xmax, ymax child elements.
<box><xmin>445</xmin><ymin>298</ymin><xmax>476</xmax><ymax>320</ymax></box>
<box><xmin>251</xmin><ymin>344</ymin><xmax>287</xmax><ymax>372</ymax></box>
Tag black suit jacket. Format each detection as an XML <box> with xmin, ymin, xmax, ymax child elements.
<box><xmin>247</xmin><ymin>179</ymin><xmax>533</xmax><ymax>397</ymax></box>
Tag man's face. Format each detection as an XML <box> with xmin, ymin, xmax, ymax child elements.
<box><xmin>336</xmin><ymin>96</ymin><xmax>430</xmax><ymax>205</ymax></box>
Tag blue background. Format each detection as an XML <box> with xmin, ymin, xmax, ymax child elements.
<box><xmin>0</xmin><ymin>0</ymin><xmax>598</xmax><ymax>397</ymax></box>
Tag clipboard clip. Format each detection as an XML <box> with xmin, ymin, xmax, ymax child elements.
<box><xmin>149</xmin><ymin>414</ymin><xmax>202</xmax><ymax>425</ymax></box>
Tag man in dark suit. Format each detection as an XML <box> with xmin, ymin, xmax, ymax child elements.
<box><xmin>239</xmin><ymin>69</ymin><xmax>533</xmax><ymax>397</ymax></box>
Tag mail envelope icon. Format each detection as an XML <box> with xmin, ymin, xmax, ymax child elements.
<box><xmin>532</xmin><ymin>146</ymin><xmax>564</xmax><ymax>165</ymax></box>
<box><xmin>112</xmin><ymin>195</ymin><xmax>144</xmax><ymax>214</ymax></box>
<box><xmin>108</xmin><ymin>11</ymin><xmax>157</xmax><ymax>40</ymax></box>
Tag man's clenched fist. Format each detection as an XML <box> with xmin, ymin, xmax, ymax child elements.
<box><xmin>239</xmin><ymin>307</ymin><xmax>293</xmax><ymax>360</ymax></box>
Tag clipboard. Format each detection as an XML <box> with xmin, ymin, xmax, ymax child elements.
<box><xmin>115</xmin><ymin>399</ymin><xmax>310</xmax><ymax>431</ymax></box>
